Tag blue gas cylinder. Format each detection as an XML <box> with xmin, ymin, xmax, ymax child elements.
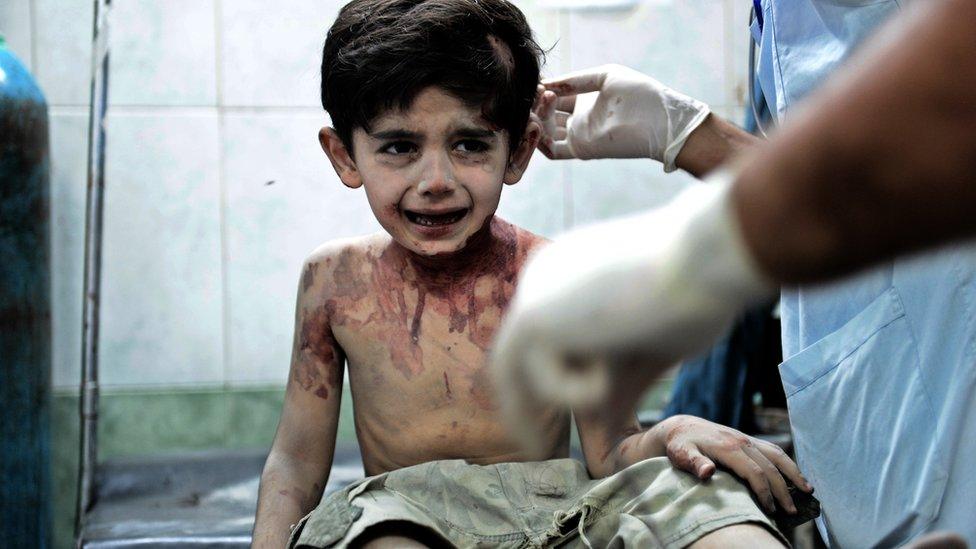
<box><xmin>0</xmin><ymin>35</ymin><xmax>52</xmax><ymax>548</ymax></box>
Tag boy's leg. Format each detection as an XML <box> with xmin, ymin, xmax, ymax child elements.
<box><xmin>354</xmin><ymin>521</ymin><xmax>449</xmax><ymax>549</ymax></box>
<box><xmin>690</xmin><ymin>524</ymin><xmax>785</xmax><ymax>549</ymax></box>
<box><xmin>360</xmin><ymin>537</ymin><xmax>428</xmax><ymax>549</ymax></box>
<box><xmin>558</xmin><ymin>457</ymin><xmax>789</xmax><ymax>549</ymax></box>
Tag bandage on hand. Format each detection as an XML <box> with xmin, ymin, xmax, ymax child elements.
<box><xmin>492</xmin><ymin>171</ymin><xmax>773</xmax><ymax>452</ymax></box>
<box><xmin>534</xmin><ymin>64</ymin><xmax>710</xmax><ymax>172</ymax></box>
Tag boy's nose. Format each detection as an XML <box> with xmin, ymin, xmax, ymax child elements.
<box><xmin>416</xmin><ymin>153</ymin><xmax>458</xmax><ymax>196</ymax></box>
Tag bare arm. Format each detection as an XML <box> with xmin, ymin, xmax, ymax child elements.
<box><xmin>573</xmin><ymin>405</ymin><xmax>644</xmax><ymax>480</ymax></box>
<box><xmin>252</xmin><ymin>258</ymin><xmax>345</xmax><ymax>548</ymax></box>
<box><xmin>676</xmin><ymin>114</ymin><xmax>760</xmax><ymax>178</ymax></box>
<box><xmin>732</xmin><ymin>0</ymin><xmax>976</xmax><ymax>284</ymax></box>
<box><xmin>575</xmin><ymin>409</ymin><xmax>810</xmax><ymax>514</ymax></box>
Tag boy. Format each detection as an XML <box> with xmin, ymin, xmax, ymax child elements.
<box><xmin>252</xmin><ymin>1</ymin><xmax>810</xmax><ymax>547</ymax></box>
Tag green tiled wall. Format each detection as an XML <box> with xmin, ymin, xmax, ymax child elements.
<box><xmin>50</xmin><ymin>384</ymin><xmax>357</xmax><ymax>549</ymax></box>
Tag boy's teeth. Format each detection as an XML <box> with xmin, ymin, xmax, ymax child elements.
<box><xmin>409</xmin><ymin>210</ymin><xmax>466</xmax><ymax>226</ymax></box>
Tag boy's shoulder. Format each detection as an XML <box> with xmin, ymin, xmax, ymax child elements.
<box><xmin>304</xmin><ymin>232</ymin><xmax>391</xmax><ymax>266</ymax></box>
<box><xmin>299</xmin><ymin>232</ymin><xmax>392</xmax><ymax>295</ymax></box>
<box><xmin>297</xmin><ymin>221</ymin><xmax>548</xmax><ymax>297</ymax></box>
<box><xmin>501</xmin><ymin>218</ymin><xmax>550</xmax><ymax>260</ymax></box>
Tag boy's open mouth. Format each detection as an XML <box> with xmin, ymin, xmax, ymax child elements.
<box><xmin>404</xmin><ymin>208</ymin><xmax>469</xmax><ymax>227</ymax></box>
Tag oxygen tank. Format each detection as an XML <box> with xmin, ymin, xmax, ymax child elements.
<box><xmin>0</xmin><ymin>34</ymin><xmax>52</xmax><ymax>548</ymax></box>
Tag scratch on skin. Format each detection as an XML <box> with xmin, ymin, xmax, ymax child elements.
<box><xmin>278</xmin><ymin>482</ymin><xmax>322</xmax><ymax>510</ymax></box>
<box><xmin>411</xmin><ymin>289</ymin><xmax>426</xmax><ymax>344</ymax></box>
<box><xmin>600</xmin><ymin>426</ymin><xmax>643</xmax><ymax>463</ymax></box>
<box><xmin>443</xmin><ymin>372</ymin><xmax>453</xmax><ymax>399</ymax></box>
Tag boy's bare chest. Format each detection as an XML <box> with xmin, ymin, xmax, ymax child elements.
<box><xmin>328</xmin><ymin>271</ymin><xmax>518</xmax><ymax>409</ymax></box>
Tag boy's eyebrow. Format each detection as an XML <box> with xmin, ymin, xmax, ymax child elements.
<box><xmin>368</xmin><ymin>129</ymin><xmax>422</xmax><ymax>141</ymax></box>
<box><xmin>367</xmin><ymin>126</ymin><xmax>499</xmax><ymax>140</ymax></box>
<box><xmin>453</xmin><ymin>127</ymin><xmax>497</xmax><ymax>139</ymax></box>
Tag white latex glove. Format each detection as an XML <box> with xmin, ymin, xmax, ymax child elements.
<box><xmin>536</xmin><ymin>64</ymin><xmax>710</xmax><ymax>172</ymax></box>
<box><xmin>492</xmin><ymin>171</ymin><xmax>774</xmax><ymax>453</ymax></box>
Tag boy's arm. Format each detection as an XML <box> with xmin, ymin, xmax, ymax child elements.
<box><xmin>574</xmin><ymin>410</ymin><xmax>811</xmax><ymax>514</ymax></box>
<box><xmin>252</xmin><ymin>257</ymin><xmax>345</xmax><ymax>548</ymax></box>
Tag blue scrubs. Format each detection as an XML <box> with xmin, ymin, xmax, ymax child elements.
<box><xmin>753</xmin><ymin>1</ymin><xmax>976</xmax><ymax>546</ymax></box>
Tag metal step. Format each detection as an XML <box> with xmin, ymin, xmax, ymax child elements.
<box><xmin>80</xmin><ymin>445</ymin><xmax>364</xmax><ymax>549</ymax></box>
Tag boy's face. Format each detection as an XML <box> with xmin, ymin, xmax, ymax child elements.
<box><xmin>321</xmin><ymin>87</ymin><xmax>538</xmax><ymax>257</ymax></box>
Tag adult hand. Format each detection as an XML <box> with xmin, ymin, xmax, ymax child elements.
<box><xmin>534</xmin><ymin>64</ymin><xmax>710</xmax><ymax>171</ymax></box>
<box><xmin>653</xmin><ymin>415</ymin><xmax>813</xmax><ymax>514</ymax></box>
<box><xmin>492</xmin><ymin>172</ymin><xmax>773</xmax><ymax>451</ymax></box>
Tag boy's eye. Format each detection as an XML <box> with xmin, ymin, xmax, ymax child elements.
<box><xmin>455</xmin><ymin>140</ymin><xmax>490</xmax><ymax>153</ymax></box>
<box><xmin>381</xmin><ymin>141</ymin><xmax>417</xmax><ymax>155</ymax></box>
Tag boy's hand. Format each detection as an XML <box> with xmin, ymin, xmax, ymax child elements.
<box><xmin>534</xmin><ymin>64</ymin><xmax>710</xmax><ymax>171</ymax></box>
<box><xmin>653</xmin><ymin>415</ymin><xmax>813</xmax><ymax>514</ymax></box>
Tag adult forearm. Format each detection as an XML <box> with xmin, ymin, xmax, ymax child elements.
<box><xmin>676</xmin><ymin>114</ymin><xmax>761</xmax><ymax>178</ymax></box>
<box><xmin>252</xmin><ymin>453</ymin><xmax>327</xmax><ymax>548</ymax></box>
<box><xmin>732</xmin><ymin>0</ymin><xmax>976</xmax><ymax>284</ymax></box>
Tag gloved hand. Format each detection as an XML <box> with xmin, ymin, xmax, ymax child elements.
<box><xmin>535</xmin><ymin>64</ymin><xmax>710</xmax><ymax>172</ymax></box>
<box><xmin>492</xmin><ymin>171</ymin><xmax>774</xmax><ymax>452</ymax></box>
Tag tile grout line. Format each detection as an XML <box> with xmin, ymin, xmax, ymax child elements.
<box><xmin>27</xmin><ymin>0</ymin><xmax>38</xmax><ymax>74</ymax></box>
<box><xmin>49</xmin><ymin>104</ymin><xmax>326</xmax><ymax>116</ymax></box>
<box><xmin>723</xmin><ymin>0</ymin><xmax>738</xmax><ymax>109</ymax></box>
<box><xmin>725</xmin><ymin>0</ymin><xmax>752</xmax><ymax>109</ymax></box>
<box><xmin>213</xmin><ymin>0</ymin><xmax>233</xmax><ymax>399</ymax></box>
<box><xmin>559</xmin><ymin>9</ymin><xmax>574</xmax><ymax>231</ymax></box>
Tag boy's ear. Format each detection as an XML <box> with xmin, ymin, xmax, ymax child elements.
<box><xmin>503</xmin><ymin>118</ymin><xmax>542</xmax><ymax>186</ymax></box>
<box><xmin>319</xmin><ymin>127</ymin><xmax>363</xmax><ymax>189</ymax></box>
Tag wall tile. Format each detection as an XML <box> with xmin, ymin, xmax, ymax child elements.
<box><xmin>98</xmin><ymin>390</ymin><xmax>230</xmax><ymax>455</ymax></box>
<box><xmin>496</xmin><ymin>153</ymin><xmax>568</xmax><ymax>237</ymax></box>
<box><xmin>49</xmin><ymin>111</ymin><xmax>89</xmax><ymax>389</ymax></box>
<box><xmin>566</xmin><ymin>0</ymin><xmax>726</xmax><ymax>107</ymax></box>
<box><xmin>224</xmin><ymin>384</ymin><xmax>356</xmax><ymax>446</ymax></box>
<box><xmin>219</xmin><ymin>0</ymin><xmax>346</xmax><ymax>107</ymax></box>
<box><xmin>219</xmin><ymin>0</ymin><xmax>565</xmax><ymax>108</ymax></box>
<box><xmin>221</xmin><ymin>112</ymin><xmax>379</xmax><ymax>384</ymax></box>
<box><xmin>51</xmin><ymin>393</ymin><xmax>80</xmax><ymax>549</ymax></box>
<box><xmin>569</xmin><ymin>158</ymin><xmax>694</xmax><ymax>225</ymax></box>
<box><xmin>33</xmin><ymin>0</ymin><xmax>92</xmax><ymax>105</ymax></box>
<box><xmin>515</xmin><ymin>0</ymin><xmax>567</xmax><ymax>76</ymax></box>
<box><xmin>0</xmin><ymin>0</ymin><xmax>33</xmax><ymax>70</ymax></box>
<box><xmin>109</xmin><ymin>0</ymin><xmax>217</xmax><ymax>106</ymax></box>
<box><xmin>100</xmin><ymin>112</ymin><xmax>224</xmax><ymax>387</ymax></box>
<box><xmin>729</xmin><ymin>0</ymin><xmax>754</xmax><ymax>109</ymax></box>
<box><xmin>715</xmin><ymin>104</ymin><xmax>747</xmax><ymax>129</ymax></box>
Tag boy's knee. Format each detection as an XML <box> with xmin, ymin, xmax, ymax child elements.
<box><xmin>688</xmin><ymin>523</ymin><xmax>786</xmax><ymax>549</ymax></box>
<box><xmin>359</xmin><ymin>535</ymin><xmax>430</xmax><ymax>549</ymax></box>
<box><xmin>353</xmin><ymin>520</ymin><xmax>448</xmax><ymax>549</ymax></box>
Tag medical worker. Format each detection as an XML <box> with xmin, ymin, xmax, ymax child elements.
<box><xmin>493</xmin><ymin>0</ymin><xmax>976</xmax><ymax>546</ymax></box>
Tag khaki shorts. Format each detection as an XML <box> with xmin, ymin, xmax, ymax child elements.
<box><xmin>288</xmin><ymin>457</ymin><xmax>786</xmax><ymax>549</ymax></box>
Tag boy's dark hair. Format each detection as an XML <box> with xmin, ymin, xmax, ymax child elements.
<box><xmin>322</xmin><ymin>0</ymin><xmax>544</xmax><ymax>154</ymax></box>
